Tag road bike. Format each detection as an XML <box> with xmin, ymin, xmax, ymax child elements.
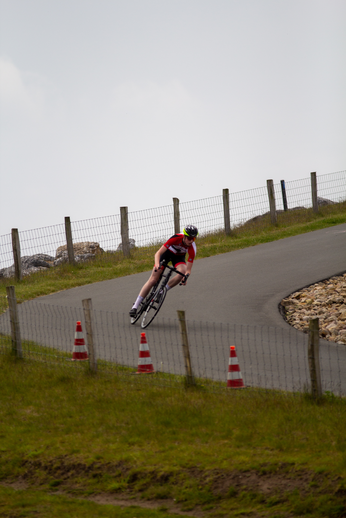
<box><xmin>130</xmin><ymin>261</ymin><xmax>187</xmax><ymax>329</ymax></box>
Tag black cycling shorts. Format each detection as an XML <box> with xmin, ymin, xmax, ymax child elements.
<box><xmin>160</xmin><ymin>249</ymin><xmax>186</xmax><ymax>268</ymax></box>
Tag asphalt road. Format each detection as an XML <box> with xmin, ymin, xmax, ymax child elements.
<box><xmin>1</xmin><ymin>224</ymin><xmax>345</xmax><ymax>393</ymax></box>
<box><xmin>35</xmin><ymin>223</ymin><xmax>345</xmax><ymax>326</ymax></box>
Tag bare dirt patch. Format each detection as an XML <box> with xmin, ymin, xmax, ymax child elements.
<box><xmin>2</xmin><ymin>456</ymin><xmax>344</xmax><ymax>517</ymax></box>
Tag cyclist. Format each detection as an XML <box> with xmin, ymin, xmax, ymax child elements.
<box><xmin>129</xmin><ymin>225</ymin><xmax>198</xmax><ymax>318</ymax></box>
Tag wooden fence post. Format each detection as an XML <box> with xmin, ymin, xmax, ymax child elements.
<box><xmin>280</xmin><ymin>180</ymin><xmax>288</xmax><ymax>211</ymax></box>
<box><xmin>64</xmin><ymin>217</ymin><xmax>75</xmax><ymax>264</ymax></box>
<box><xmin>266</xmin><ymin>179</ymin><xmax>277</xmax><ymax>225</ymax></box>
<box><xmin>173</xmin><ymin>197</ymin><xmax>180</xmax><ymax>234</ymax></box>
<box><xmin>223</xmin><ymin>188</ymin><xmax>231</xmax><ymax>235</ymax></box>
<box><xmin>120</xmin><ymin>206</ymin><xmax>130</xmax><ymax>257</ymax></box>
<box><xmin>308</xmin><ymin>318</ymin><xmax>322</xmax><ymax>398</ymax></box>
<box><xmin>6</xmin><ymin>286</ymin><xmax>23</xmax><ymax>358</ymax></box>
<box><xmin>311</xmin><ymin>172</ymin><xmax>319</xmax><ymax>213</ymax></box>
<box><xmin>11</xmin><ymin>229</ymin><xmax>22</xmax><ymax>281</ymax></box>
<box><xmin>82</xmin><ymin>298</ymin><xmax>97</xmax><ymax>373</ymax></box>
<box><xmin>177</xmin><ymin>310</ymin><xmax>195</xmax><ymax>386</ymax></box>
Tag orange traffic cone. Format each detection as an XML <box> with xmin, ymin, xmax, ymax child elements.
<box><xmin>227</xmin><ymin>345</ymin><xmax>245</xmax><ymax>388</ymax></box>
<box><xmin>72</xmin><ymin>321</ymin><xmax>89</xmax><ymax>361</ymax></box>
<box><xmin>136</xmin><ymin>332</ymin><xmax>155</xmax><ymax>373</ymax></box>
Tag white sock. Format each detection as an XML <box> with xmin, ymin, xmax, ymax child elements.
<box><xmin>166</xmin><ymin>285</ymin><xmax>171</xmax><ymax>291</ymax></box>
<box><xmin>133</xmin><ymin>295</ymin><xmax>143</xmax><ymax>309</ymax></box>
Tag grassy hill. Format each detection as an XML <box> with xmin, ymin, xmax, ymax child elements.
<box><xmin>0</xmin><ymin>203</ymin><xmax>346</xmax><ymax>517</ymax></box>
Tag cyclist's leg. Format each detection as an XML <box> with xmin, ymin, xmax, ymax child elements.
<box><xmin>134</xmin><ymin>249</ymin><xmax>170</xmax><ymax>303</ymax></box>
<box><xmin>139</xmin><ymin>267</ymin><xmax>162</xmax><ymax>299</ymax></box>
<box><xmin>130</xmin><ymin>267</ymin><xmax>162</xmax><ymax>316</ymax></box>
<box><xmin>167</xmin><ymin>260</ymin><xmax>187</xmax><ymax>288</ymax></box>
<box><xmin>131</xmin><ymin>250</ymin><xmax>176</xmax><ymax>317</ymax></box>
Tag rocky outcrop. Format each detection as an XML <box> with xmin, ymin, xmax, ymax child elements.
<box><xmin>116</xmin><ymin>239</ymin><xmax>136</xmax><ymax>252</ymax></box>
<box><xmin>54</xmin><ymin>253</ymin><xmax>97</xmax><ymax>266</ymax></box>
<box><xmin>21</xmin><ymin>254</ymin><xmax>55</xmax><ymax>269</ymax></box>
<box><xmin>0</xmin><ymin>243</ymin><xmax>105</xmax><ymax>278</ymax></box>
<box><xmin>280</xmin><ymin>273</ymin><xmax>346</xmax><ymax>345</ymax></box>
<box><xmin>0</xmin><ymin>239</ymin><xmax>138</xmax><ymax>279</ymax></box>
<box><xmin>0</xmin><ymin>254</ymin><xmax>55</xmax><ymax>279</ymax></box>
<box><xmin>56</xmin><ymin>241</ymin><xmax>104</xmax><ymax>258</ymax></box>
<box><xmin>316</xmin><ymin>196</ymin><xmax>336</xmax><ymax>206</ymax></box>
<box><xmin>54</xmin><ymin>242</ymin><xmax>104</xmax><ymax>266</ymax></box>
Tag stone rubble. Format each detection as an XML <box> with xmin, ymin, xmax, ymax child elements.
<box><xmin>0</xmin><ymin>242</ymin><xmax>104</xmax><ymax>279</ymax></box>
<box><xmin>56</xmin><ymin>242</ymin><xmax>104</xmax><ymax>259</ymax></box>
<box><xmin>0</xmin><ymin>254</ymin><xmax>55</xmax><ymax>279</ymax></box>
<box><xmin>0</xmin><ymin>240</ymin><xmax>139</xmax><ymax>279</ymax></box>
<box><xmin>116</xmin><ymin>238</ymin><xmax>136</xmax><ymax>252</ymax></box>
<box><xmin>54</xmin><ymin>241</ymin><xmax>104</xmax><ymax>266</ymax></box>
<box><xmin>1</xmin><ymin>239</ymin><xmax>140</xmax><ymax>279</ymax></box>
<box><xmin>280</xmin><ymin>273</ymin><xmax>346</xmax><ymax>345</ymax></box>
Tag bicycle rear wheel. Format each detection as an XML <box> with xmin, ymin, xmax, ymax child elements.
<box><xmin>130</xmin><ymin>302</ymin><xmax>145</xmax><ymax>324</ymax></box>
<box><xmin>141</xmin><ymin>286</ymin><xmax>167</xmax><ymax>329</ymax></box>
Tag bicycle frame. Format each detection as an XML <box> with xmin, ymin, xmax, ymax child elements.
<box><xmin>156</xmin><ymin>260</ymin><xmax>188</xmax><ymax>290</ymax></box>
<box><xmin>135</xmin><ymin>261</ymin><xmax>187</xmax><ymax>329</ymax></box>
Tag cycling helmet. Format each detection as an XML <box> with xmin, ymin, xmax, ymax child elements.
<box><xmin>183</xmin><ymin>225</ymin><xmax>199</xmax><ymax>238</ymax></box>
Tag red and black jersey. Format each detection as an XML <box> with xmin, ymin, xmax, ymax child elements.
<box><xmin>164</xmin><ymin>234</ymin><xmax>197</xmax><ymax>263</ymax></box>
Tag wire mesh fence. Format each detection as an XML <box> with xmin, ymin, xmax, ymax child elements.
<box><xmin>0</xmin><ymin>234</ymin><xmax>12</xmax><ymax>272</ymax></box>
<box><xmin>0</xmin><ymin>223</ymin><xmax>66</xmax><ymax>271</ymax></box>
<box><xmin>128</xmin><ymin>205</ymin><xmax>175</xmax><ymax>248</ymax></box>
<box><xmin>71</xmin><ymin>214</ymin><xmax>121</xmax><ymax>252</ymax></box>
<box><xmin>274</xmin><ymin>177</ymin><xmax>311</xmax><ymax>211</ymax></box>
<box><xmin>318</xmin><ymin>171</ymin><xmax>346</xmax><ymax>202</ymax></box>
<box><xmin>180</xmin><ymin>195</ymin><xmax>225</xmax><ymax>235</ymax></box>
<box><xmin>229</xmin><ymin>186</ymin><xmax>269</xmax><ymax>226</ymax></box>
<box><xmin>1</xmin><ymin>170</ymin><xmax>345</xmax><ymax>271</ymax></box>
<box><xmin>1</xmin><ymin>298</ymin><xmax>345</xmax><ymax>396</ymax></box>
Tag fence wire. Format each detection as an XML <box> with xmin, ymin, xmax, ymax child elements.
<box><xmin>229</xmin><ymin>186</ymin><xmax>269</xmax><ymax>226</ymax></box>
<box><xmin>274</xmin><ymin>177</ymin><xmax>311</xmax><ymax>211</ymax></box>
<box><xmin>128</xmin><ymin>205</ymin><xmax>175</xmax><ymax>248</ymax></box>
<box><xmin>1</xmin><ymin>171</ymin><xmax>345</xmax><ymax>270</ymax></box>
<box><xmin>317</xmin><ymin>170</ymin><xmax>346</xmax><ymax>202</ymax></box>
<box><xmin>1</xmin><ymin>300</ymin><xmax>345</xmax><ymax>396</ymax></box>
<box><xmin>180</xmin><ymin>195</ymin><xmax>224</xmax><ymax>235</ymax></box>
<box><xmin>71</xmin><ymin>214</ymin><xmax>121</xmax><ymax>252</ymax></box>
<box><xmin>0</xmin><ymin>223</ymin><xmax>66</xmax><ymax>271</ymax></box>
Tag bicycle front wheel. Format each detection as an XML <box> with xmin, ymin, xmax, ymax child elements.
<box><xmin>141</xmin><ymin>287</ymin><xmax>167</xmax><ymax>329</ymax></box>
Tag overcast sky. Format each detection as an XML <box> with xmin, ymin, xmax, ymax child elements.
<box><xmin>1</xmin><ymin>0</ymin><xmax>345</xmax><ymax>236</ymax></box>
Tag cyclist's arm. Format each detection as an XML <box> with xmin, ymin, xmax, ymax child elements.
<box><xmin>185</xmin><ymin>244</ymin><xmax>195</xmax><ymax>276</ymax></box>
<box><xmin>181</xmin><ymin>246</ymin><xmax>195</xmax><ymax>284</ymax></box>
<box><xmin>180</xmin><ymin>262</ymin><xmax>193</xmax><ymax>285</ymax></box>
<box><xmin>154</xmin><ymin>245</ymin><xmax>167</xmax><ymax>270</ymax></box>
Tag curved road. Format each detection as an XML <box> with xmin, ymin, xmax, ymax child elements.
<box><xmin>35</xmin><ymin>224</ymin><xmax>346</xmax><ymax>326</ymax></box>
<box><xmin>2</xmin><ymin>224</ymin><xmax>345</xmax><ymax>393</ymax></box>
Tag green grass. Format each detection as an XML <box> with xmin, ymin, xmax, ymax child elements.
<box><xmin>0</xmin><ymin>356</ymin><xmax>346</xmax><ymax>517</ymax></box>
<box><xmin>1</xmin><ymin>201</ymin><xmax>346</xmax><ymax>517</ymax></box>
<box><xmin>0</xmin><ymin>485</ymin><xmax>191</xmax><ymax>518</ymax></box>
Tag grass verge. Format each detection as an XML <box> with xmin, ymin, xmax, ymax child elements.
<box><xmin>0</xmin><ymin>355</ymin><xmax>346</xmax><ymax>517</ymax></box>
